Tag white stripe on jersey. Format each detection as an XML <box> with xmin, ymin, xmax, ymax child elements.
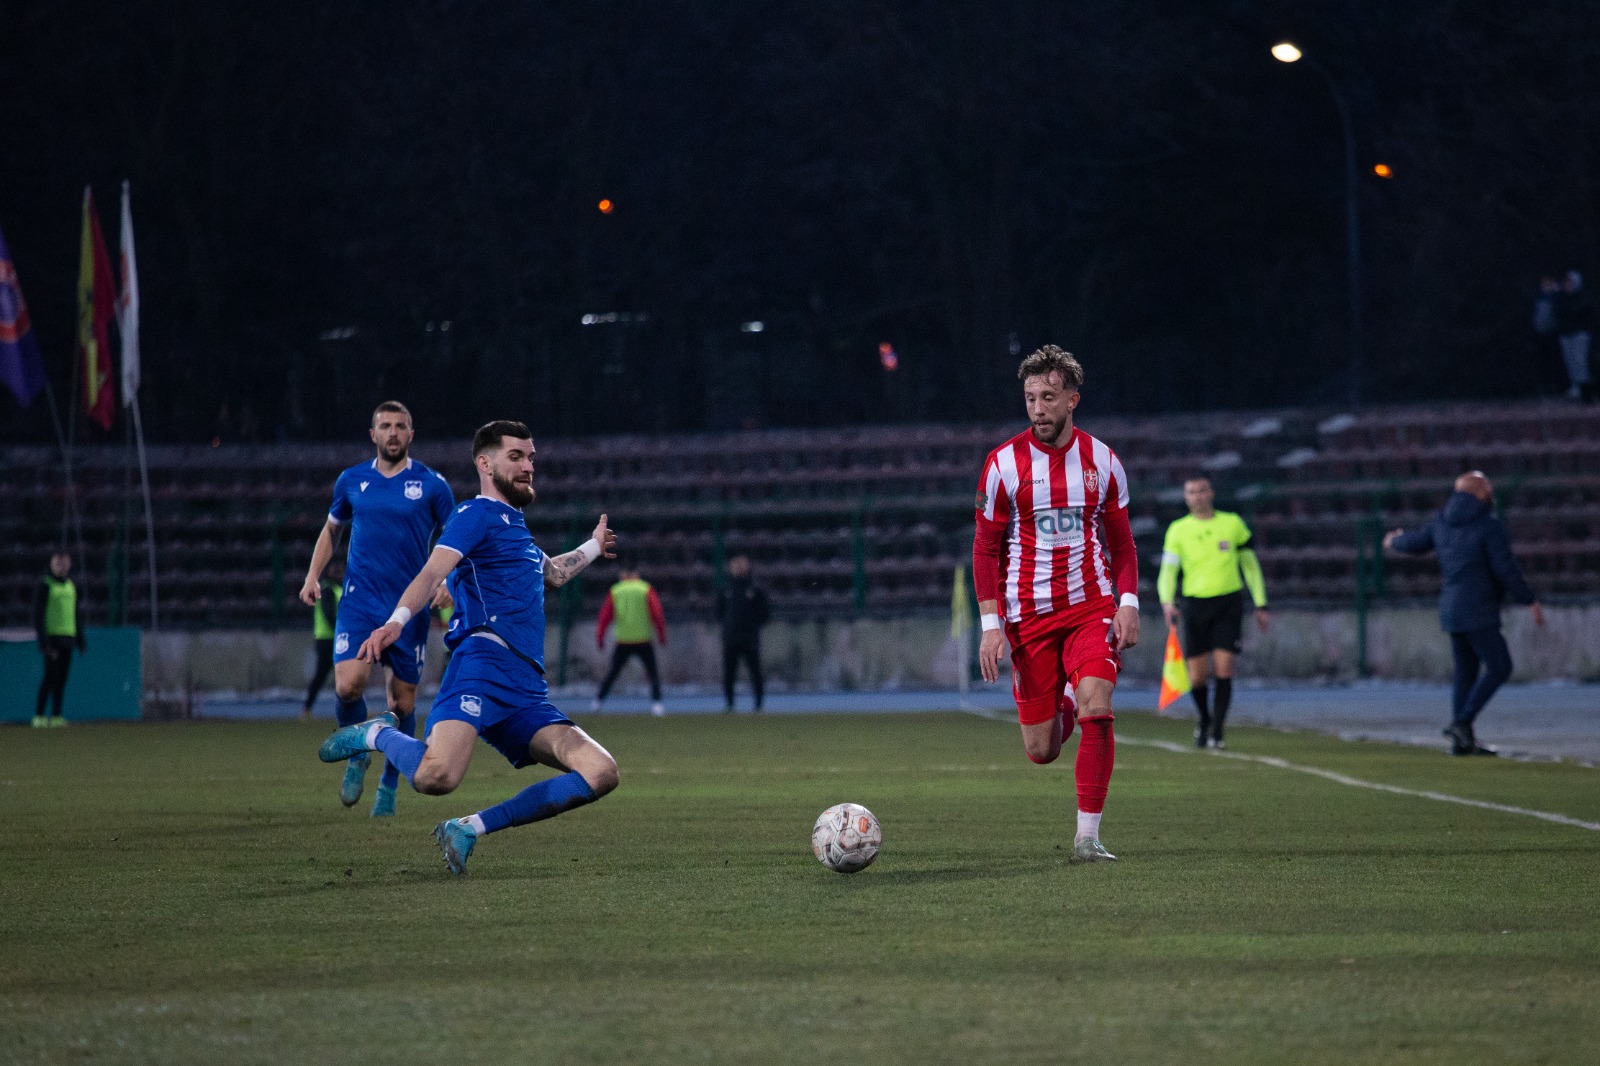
<box><xmin>995</xmin><ymin>445</ymin><xmax>1023</xmax><ymax>620</ymax></box>
<box><xmin>1060</xmin><ymin>441</ymin><xmax>1087</xmax><ymax>605</ymax></box>
<box><xmin>1029</xmin><ymin>446</ymin><xmax>1054</xmax><ymax>614</ymax></box>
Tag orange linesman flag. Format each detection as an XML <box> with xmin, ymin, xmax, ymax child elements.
<box><xmin>77</xmin><ymin>187</ymin><xmax>116</xmax><ymax>431</ymax></box>
<box><xmin>1157</xmin><ymin>628</ymin><xmax>1191</xmax><ymax>712</ymax></box>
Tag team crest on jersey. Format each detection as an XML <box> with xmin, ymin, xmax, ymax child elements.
<box><xmin>334</xmin><ymin>633</ymin><xmax>349</xmax><ymax>654</ymax></box>
<box><xmin>459</xmin><ymin>694</ymin><xmax>482</xmax><ymax>718</ymax></box>
<box><xmin>1083</xmin><ymin>469</ymin><xmax>1099</xmax><ymax>494</ymax></box>
<box><xmin>404</xmin><ymin>480</ymin><xmax>423</xmax><ymax>500</ymax></box>
<box><xmin>1219</xmin><ymin>540</ymin><xmax>1231</xmax><ymax>551</ymax></box>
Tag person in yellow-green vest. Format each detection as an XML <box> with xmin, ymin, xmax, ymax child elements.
<box><xmin>1157</xmin><ymin>477</ymin><xmax>1270</xmax><ymax>750</ymax></box>
<box><xmin>592</xmin><ymin>563</ymin><xmax>668</xmax><ymax>717</ymax></box>
<box><xmin>301</xmin><ymin>559</ymin><xmax>344</xmax><ymax>721</ymax></box>
<box><xmin>33</xmin><ymin>552</ymin><xmax>86</xmax><ymax>728</ymax></box>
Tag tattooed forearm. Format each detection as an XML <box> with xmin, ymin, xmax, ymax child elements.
<box><xmin>544</xmin><ymin>548</ymin><xmax>594</xmax><ymax>588</ymax></box>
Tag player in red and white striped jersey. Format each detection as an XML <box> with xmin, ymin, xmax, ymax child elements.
<box><xmin>973</xmin><ymin>345</ymin><xmax>1141</xmax><ymax>862</ymax></box>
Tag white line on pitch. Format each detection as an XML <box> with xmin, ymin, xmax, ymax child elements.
<box><xmin>1123</xmin><ymin>736</ymin><xmax>1600</xmax><ymax>832</ymax></box>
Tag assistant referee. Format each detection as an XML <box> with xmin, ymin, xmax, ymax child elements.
<box><xmin>1158</xmin><ymin>476</ymin><xmax>1269</xmax><ymax>748</ymax></box>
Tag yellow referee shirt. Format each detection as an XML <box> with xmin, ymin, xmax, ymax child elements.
<box><xmin>1157</xmin><ymin>510</ymin><xmax>1268</xmax><ymax>605</ymax></box>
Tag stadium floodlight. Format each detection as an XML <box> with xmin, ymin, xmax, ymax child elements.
<box><xmin>1271</xmin><ymin>40</ymin><xmax>1363</xmax><ymax>405</ymax></box>
<box><xmin>741</xmin><ymin>321</ymin><xmax>765</xmax><ymax>333</ymax></box>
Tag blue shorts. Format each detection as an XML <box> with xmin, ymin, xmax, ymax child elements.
<box><xmin>333</xmin><ymin>598</ymin><xmax>429</xmax><ymax>685</ymax></box>
<box><xmin>427</xmin><ymin>638</ymin><xmax>571</xmax><ymax>768</ymax></box>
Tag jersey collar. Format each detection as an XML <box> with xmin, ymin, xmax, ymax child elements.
<box><xmin>369</xmin><ymin>456</ymin><xmax>415</xmax><ymax>477</ymax></box>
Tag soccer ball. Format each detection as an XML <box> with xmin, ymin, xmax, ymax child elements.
<box><xmin>811</xmin><ymin>802</ymin><xmax>882</xmax><ymax>873</ymax></box>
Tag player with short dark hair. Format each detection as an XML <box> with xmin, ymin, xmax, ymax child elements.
<box><xmin>1158</xmin><ymin>476</ymin><xmax>1269</xmax><ymax>749</ymax></box>
<box><xmin>973</xmin><ymin>345</ymin><xmax>1140</xmax><ymax>862</ymax></box>
<box><xmin>319</xmin><ymin>420</ymin><xmax>621</xmax><ymax>875</ymax></box>
<box><xmin>300</xmin><ymin>401</ymin><xmax>455</xmax><ymax>817</ymax></box>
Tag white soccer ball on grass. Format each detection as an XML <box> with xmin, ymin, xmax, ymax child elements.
<box><xmin>811</xmin><ymin>802</ymin><xmax>882</xmax><ymax>873</ymax></box>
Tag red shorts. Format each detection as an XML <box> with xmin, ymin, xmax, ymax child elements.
<box><xmin>1006</xmin><ymin>599</ymin><xmax>1121</xmax><ymax>726</ymax></box>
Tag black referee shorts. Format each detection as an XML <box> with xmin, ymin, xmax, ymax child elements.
<box><xmin>1180</xmin><ymin>593</ymin><xmax>1244</xmax><ymax>657</ymax></box>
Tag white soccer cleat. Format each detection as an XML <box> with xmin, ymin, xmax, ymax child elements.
<box><xmin>1073</xmin><ymin>835</ymin><xmax>1117</xmax><ymax>862</ymax></box>
<box><xmin>650</xmin><ymin>701</ymin><xmax>666</xmax><ymax>718</ymax></box>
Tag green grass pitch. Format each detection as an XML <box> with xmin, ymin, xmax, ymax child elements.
<box><xmin>3</xmin><ymin>710</ymin><xmax>1599</xmax><ymax>1065</ymax></box>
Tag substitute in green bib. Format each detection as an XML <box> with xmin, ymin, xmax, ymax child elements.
<box><xmin>592</xmin><ymin>563</ymin><xmax>669</xmax><ymax>717</ymax></box>
<box><xmin>301</xmin><ymin>559</ymin><xmax>344</xmax><ymax>721</ymax></box>
<box><xmin>1157</xmin><ymin>477</ymin><xmax>1269</xmax><ymax>749</ymax></box>
<box><xmin>32</xmin><ymin>552</ymin><xmax>87</xmax><ymax>728</ymax></box>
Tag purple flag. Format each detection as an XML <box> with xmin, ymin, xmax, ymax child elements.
<box><xmin>0</xmin><ymin>224</ymin><xmax>46</xmax><ymax>407</ymax></box>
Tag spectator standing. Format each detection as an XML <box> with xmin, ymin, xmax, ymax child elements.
<box><xmin>1384</xmin><ymin>471</ymin><xmax>1544</xmax><ymax>756</ymax></box>
<box><xmin>33</xmin><ymin>552</ymin><xmax>86</xmax><ymax>728</ymax></box>
<box><xmin>1554</xmin><ymin>270</ymin><xmax>1594</xmax><ymax>402</ymax></box>
<box><xmin>592</xmin><ymin>564</ymin><xmax>668</xmax><ymax>717</ymax></box>
<box><xmin>716</xmin><ymin>555</ymin><xmax>770</xmax><ymax>713</ymax></box>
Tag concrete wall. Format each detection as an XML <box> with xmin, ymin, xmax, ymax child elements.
<box><xmin>142</xmin><ymin>604</ymin><xmax>1600</xmax><ymax>697</ymax></box>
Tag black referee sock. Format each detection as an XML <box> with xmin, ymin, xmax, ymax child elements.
<box><xmin>1213</xmin><ymin>678</ymin><xmax>1233</xmax><ymax>738</ymax></box>
<box><xmin>1191</xmin><ymin>683</ymin><xmax>1211</xmax><ymax>732</ymax></box>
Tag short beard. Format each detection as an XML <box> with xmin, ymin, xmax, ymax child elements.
<box><xmin>493</xmin><ymin>470</ymin><xmax>535</xmax><ymax>508</ymax></box>
<box><xmin>380</xmin><ymin>441</ymin><xmax>409</xmax><ymax>462</ymax></box>
<box><xmin>1031</xmin><ymin>415</ymin><xmax>1067</xmax><ymax>446</ymax></box>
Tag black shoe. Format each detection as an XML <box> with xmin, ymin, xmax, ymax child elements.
<box><xmin>1443</xmin><ymin>724</ymin><xmax>1473</xmax><ymax>755</ymax></box>
<box><xmin>1194</xmin><ymin>728</ymin><xmax>1209</xmax><ymax>748</ymax></box>
<box><xmin>1467</xmin><ymin>744</ymin><xmax>1498</xmax><ymax>757</ymax></box>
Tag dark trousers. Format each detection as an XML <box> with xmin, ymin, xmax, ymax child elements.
<box><xmin>598</xmin><ymin>642</ymin><xmax>661</xmax><ymax>701</ymax></box>
<box><xmin>35</xmin><ymin>636</ymin><xmax>76</xmax><ymax>717</ymax></box>
<box><xmin>723</xmin><ymin>640</ymin><xmax>764</xmax><ymax>710</ymax></box>
<box><xmin>304</xmin><ymin>638</ymin><xmax>335</xmax><ymax>708</ymax></box>
<box><xmin>1450</xmin><ymin>627</ymin><xmax>1513</xmax><ymax>727</ymax></box>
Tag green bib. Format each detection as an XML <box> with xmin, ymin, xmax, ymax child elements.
<box><xmin>312</xmin><ymin>582</ymin><xmax>343</xmax><ymax>639</ymax></box>
<box><xmin>44</xmin><ymin>576</ymin><xmax>77</xmax><ymax>638</ymax></box>
<box><xmin>609</xmin><ymin>579</ymin><xmax>655</xmax><ymax>644</ymax></box>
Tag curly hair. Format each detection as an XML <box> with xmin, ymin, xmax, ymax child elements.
<box><xmin>1015</xmin><ymin>345</ymin><xmax>1084</xmax><ymax>390</ymax></box>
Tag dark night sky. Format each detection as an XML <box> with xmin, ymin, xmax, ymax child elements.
<box><xmin>2</xmin><ymin>0</ymin><xmax>1597</xmax><ymax>444</ymax></box>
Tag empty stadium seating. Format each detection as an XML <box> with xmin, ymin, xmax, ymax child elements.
<box><xmin>1</xmin><ymin>399</ymin><xmax>1594</xmax><ymax>630</ymax></box>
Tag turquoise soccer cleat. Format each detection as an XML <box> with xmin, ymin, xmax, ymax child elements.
<box><xmin>339</xmin><ymin>753</ymin><xmax>370</xmax><ymax>808</ymax></box>
<box><xmin>318</xmin><ymin>712</ymin><xmax>397</xmax><ymax>763</ymax></box>
<box><xmin>434</xmin><ymin>818</ymin><xmax>479</xmax><ymax>875</ymax></box>
<box><xmin>371</xmin><ymin>784</ymin><xmax>397</xmax><ymax>818</ymax></box>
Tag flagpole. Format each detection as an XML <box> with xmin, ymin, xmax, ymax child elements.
<box><xmin>129</xmin><ymin>394</ymin><xmax>159</xmax><ymax>631</ymax></box>
<box><xmin>117</xmin><ymin>179</ymin><xmax>155</xmax><ymax>631</ymax></box>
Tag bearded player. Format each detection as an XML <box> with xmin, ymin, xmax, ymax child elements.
<box><xmin>973</xmin><ymin>345</ymin><xmax>1141</xmax><ymax>862</ymax></box>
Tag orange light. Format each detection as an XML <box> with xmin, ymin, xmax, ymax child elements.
<box><xmin>1373</xmin><ymin>163</ymin><xmax>1393</xmax><ymax>178</ymax></box>
<box><xmin>597</xmin><ymin>199</ymin><xmax>614</xmax><ymax>214</ymax></box>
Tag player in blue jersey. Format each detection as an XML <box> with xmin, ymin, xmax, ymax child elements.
<box><xmin>299</xmin><ymin>401</ymin><xmax>456</xmax><ymax>817</ymax></box>
<box><xmin>317</xmin><ymin>420</ymin><xmax>620</xmax><ymax>875</ymax></box>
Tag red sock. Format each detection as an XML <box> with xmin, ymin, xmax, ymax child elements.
<box><xmin>1074</xmin><ymin>715</ymin><xmax>1115</xmax><ymax>814</ymax></box>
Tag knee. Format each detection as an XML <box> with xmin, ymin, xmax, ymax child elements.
<box><xmin>581</xmin><ymin>755</ymin><xmax>620</xmax><ymax>798</ymax></box>
<box><xmin>1078</xmin><ymin>698</ymin><xmax>1114</xmax><ymax>721</ymax></box>
<box><xmin>333</xmin><ymin>678</ymin><xmax>364</xmax><ymax>703</ymax></box>
<box><xmin>412</xmin><ymin>763</ymin><xmax>462</xmax><ymax>796</ymax></box>
<box><xmin>1024</xmin><ymin>737</ymin><xmax>1061</xmax><ymax>764</ymax></box>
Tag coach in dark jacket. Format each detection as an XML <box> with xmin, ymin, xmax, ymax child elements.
<box><xmin>716</xmin><ymin>555</ymin><xmax>770</xmax><ymax>713</ymax></box>
<box><xmin>1385</xmin><ymin>472</ymin><xmax>1544</xmax><ymax>756</ymax></box>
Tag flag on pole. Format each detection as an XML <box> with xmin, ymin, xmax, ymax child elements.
<box><xmin>1157</xmin><ymin>628</ymin><xmax>1191</xmax><ymax>712</ymax></box>
<box><xmin>77</xmin><ymin>187</ymin><xmax>116</xmax><ymax>431</ymax></box>
<box><xmin>117</xmin><ymin>181</ymin><xmax>140</xmax><ymax>406</ymax></box>
<box><xmin>0</xmin><ymin>223</ymin><xmax>46</xmax><ymax>407</ymax></box>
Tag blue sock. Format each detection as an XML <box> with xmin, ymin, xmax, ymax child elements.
<box><xmin>335</xmin><ymin>695</ymin><xmax>368</xmax><ymax>728</ymax></box>
<box><xmin>378</xmin><ymin>712</ymin><xmax>415</xmax><ymax>790</ymax></box>
<box><xmin>477</xmin><ymin>771</ymin><xmax>597</xmax><ymax>834</ymax></box>
<box><xmin>373</xmin><ymin>726</ymin><xmax>427</xmax><ymax>784</ymax></box>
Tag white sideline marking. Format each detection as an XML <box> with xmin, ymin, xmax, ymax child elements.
<box><xmin>1124</xmin><ymin>736</ymin><xmax>1600</xmax><ymax>833</ymax></box>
